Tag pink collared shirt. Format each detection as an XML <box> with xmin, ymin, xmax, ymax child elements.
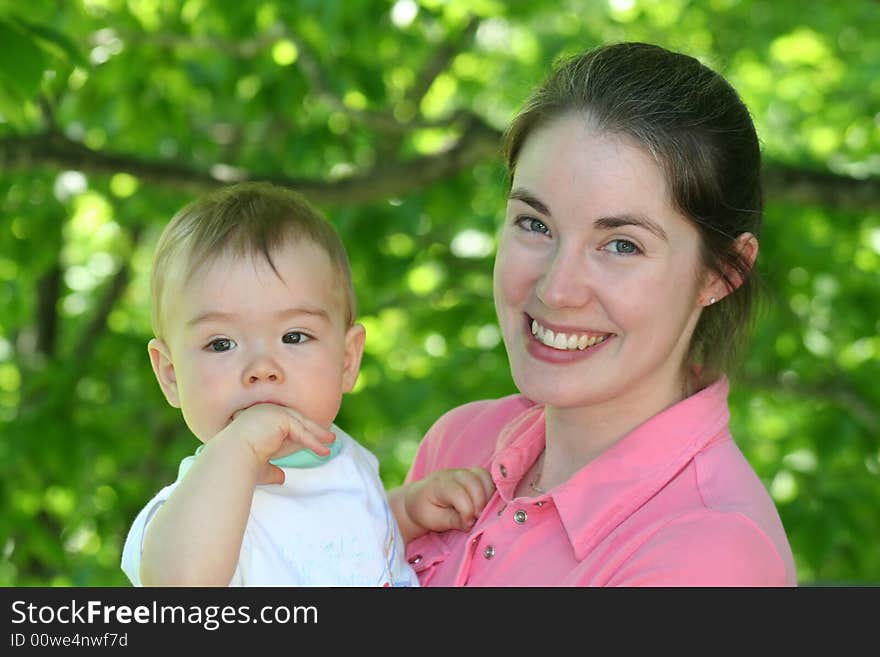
<box><xmin>404</xmin><ymin>378</ymin><xmax>797</xmax><ymax>586</ymax></box>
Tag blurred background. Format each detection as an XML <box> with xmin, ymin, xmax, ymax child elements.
<box><xmin>0</xmin><ymin>0</ymin><xmax>877</xmax><ymax>586</ymax></box>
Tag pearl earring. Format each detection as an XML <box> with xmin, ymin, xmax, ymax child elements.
<box><xmin>708</xmin><ymin>297</ymin><xmax>717</xmax><ymax>305</ymax></box>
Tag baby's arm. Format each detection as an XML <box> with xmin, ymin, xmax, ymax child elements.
<box><xmin>388</xmin><ymin>467</ymin><xmax>495</xmax><ymax>543</ymax></box>
<box><xmin>139</xmin><ymin>404</ymin><xmax>335</xmax><ymax>586</ymax></box>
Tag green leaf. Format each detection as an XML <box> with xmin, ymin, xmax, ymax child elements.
<box><xmin>0</xmin><ymin>84</ymin><xmax>28</xmax><ymax>127</ymax></box>
<box><xmin>0</xmin><ymin>18</ymin><xmax>46</xmax><ymax>99</ymax></box>
<box><xmin>12</xmin><ymin>16</ymin><xmax>87</xmax><ymax>66</ymax></box>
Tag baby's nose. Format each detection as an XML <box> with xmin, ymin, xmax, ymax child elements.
<box><xmin>243</xmin><ymin>357</ymin><xmax>284</xmax><ymax>384</ymax></box>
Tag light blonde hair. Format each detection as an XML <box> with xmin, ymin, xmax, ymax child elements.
<box><xmin>150</xmin><ymin>182</ymin><xmax>356</xmax><ymax>338</ymax></box>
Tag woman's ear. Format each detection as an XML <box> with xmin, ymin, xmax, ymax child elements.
<box><xmin>341</xmin><ymin>323</ymin><xmax>366</xmax><ymax>393</ymax></box>
<box><xmin>700</xmin><ymin>232</ymin><xmax>759</xmax><ymax>306</ymax></box>
<box><xmin>148</xmin><ymin>338</ymin><xmax>181</xmax><ymax>408</ymax></box>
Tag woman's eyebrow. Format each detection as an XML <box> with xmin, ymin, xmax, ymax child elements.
<box><xmin>510</xmin><ymin>187</ymin><xmax>668</xmax><ymax>242</ymax></box>
<box><xmin>594</xmin><ymin>214</ymin><xmax>668</xmax><ymax>242</ymax></box>
<box><xmin>509</xmin><ymin>187</ymin><xmax>551</xmax><ymax>216</ymax></box>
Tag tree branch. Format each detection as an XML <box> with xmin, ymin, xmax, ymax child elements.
<box><xmin>284</xmin><ymin>20</ymin><xmax>482</xmax><ymax>134</ymax></box>
<box><xmin>406</xmin><ymin>16</ymin><xmax>481</xmax><ymax>107</ymax></box>
<box><xmin>70</xmin><ymin>224</ymin><xmax>145</xmax><ymax>373</ymax></box>
<box><xmin>283</xmin><ymin>31</ymin><xmax>404</xmax><ymax>134</ymax></box>
<box><xmin>35</xmin><ymin>264</ymin><xmax>62</xmax><ymax>359</ymax></box>
<box><xmin>3</xmin><ymin>128</ymin><xmax>879</xmax><ymax>210</ymax></box>
<box><xmin>763</xmin><ymin>165</ymin><xmax>880</xmax><ymax>214</ymax></box>
<box><xmin>739</xmin><ymin>372</ymin><xmax>878</xmax><ymax>434</ymax></box>
<box><xmin>120</xmin><ymin>26</ymin><xmax>286</xmax><ymax>58</ymax></box>
<box><xmin>0</xmin><ymin>119</ymin><xmax>502</xmax><ymax>206</ymax></box>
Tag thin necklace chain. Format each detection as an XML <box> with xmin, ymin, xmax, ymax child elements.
<box><xmin>529</xmin><ymin>450</ymin><xmax>547</xmax><ymax>494</ymax></box>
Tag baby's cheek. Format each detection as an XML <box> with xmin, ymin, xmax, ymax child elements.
<box><xmin>177</xmin><ymin>390</ymin><xmax>223</xmax><ymax>443</ymax></box>
<box><xmin>307</xmin><ymin>380</ymin><xmax>346</xmax><ymax>430</ymax></box>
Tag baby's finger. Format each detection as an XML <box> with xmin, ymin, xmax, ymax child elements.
<box><xmin>454</xmin><ymin>469</ymin><xmax>493</xmax><ymax>512</ymax></box>
<box><xmin>468</xmin><ymin>467</ymin><xmax>497</xmax><ymax>501</ymax></box>
<box><xmin>280</xmin><ymin>412</ymin><xmax>334</xmax><ymax>456</ymax></box>
<box><xmin>441</xmin><ymin>481</ymin><xmax>478</xmax><ymax>524</ymax></box>
<box><xmin>281</xmin><ymin>408</ymin><xmax>336</xmax><ymax>443</ymax></box>
<box><xmin>435</xmin><ymin>506</ymin><xmax>470</xmax><ymax>533</ymax></box>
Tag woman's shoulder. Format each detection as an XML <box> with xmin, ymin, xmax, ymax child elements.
<box><xmin>429</xmin><ymin>394</ymin><xmax>536</xmax><ymax>436</ymax></box>
<box><xmin>606</xmin><ymin>508</ymin><xmax>795</xmax><ymax>586</ymax></box>
<box><xmin>406</xmin><ymin>395</ymin><xmax>536</xmax><ymax>479</ymax></box>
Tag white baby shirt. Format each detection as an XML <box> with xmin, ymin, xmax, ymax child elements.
<box><xmin>121</xmin><ymin>425</ymin><xmax>418</xmax><ymax>587</ymax></box>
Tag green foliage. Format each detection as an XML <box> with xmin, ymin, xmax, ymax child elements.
<box><xmin>1</xmin><ymin>0</ymin><xmax>877</xmax><ymax>586</ymax></box>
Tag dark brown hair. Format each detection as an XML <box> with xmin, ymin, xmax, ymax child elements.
<box><xmin>503</xmin><ymin>42</ymin><xmax>762</xmax><ymax>375</ymax></box>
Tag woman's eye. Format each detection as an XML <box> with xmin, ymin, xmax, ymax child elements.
<box><xmin>207</xmin><ymin>338</ymin><xmax>236</xmax><ymax>352</ymax></box>
<box><xmin>282</xmin><ymin>331</ymin><xmax>311</xmax><ymax>344</ymax></box>
<box><xmin>604</xmin><ymin>239</ymin><xmax>641</xmax><ymax>255</ymax></box>
<box><xmin>517</xmin><ymin>216</ymin><xmax>551</xmax><ymax>235</ymax></box>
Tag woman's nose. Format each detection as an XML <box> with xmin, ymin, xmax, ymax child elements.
<box><xmin>535</xmin><ymin>246</ymin><xmax>593</xmax><ymax>309</ymax></box>
<box><xmin>242</xmin><ymin>355</ymin><xmax>285</xmax><ymax>385</ymax></box>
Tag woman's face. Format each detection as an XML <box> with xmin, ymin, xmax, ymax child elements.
<box><xmin>494</xmin><ymin>114</ymin><xmax>712</xmax><ymax>413</ymax></box>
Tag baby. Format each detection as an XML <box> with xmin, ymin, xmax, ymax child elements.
<box><xmin>121</xmin><ymin>182</ymin><xmax>493</xmax><ymax>586</ymax></box>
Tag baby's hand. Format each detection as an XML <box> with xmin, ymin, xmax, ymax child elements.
<box><xmin>217</xmin><ymin>403</ymin><xmax>336</xmax><ymax>484</ymax></box>
<box><xmin>404</xmin><ymin>467</ymin><xmax>495</xmax><ymax>533</ymax></box>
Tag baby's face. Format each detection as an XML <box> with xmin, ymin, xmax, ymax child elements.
<box><xmin>158</xmin><ymin>241</ymin><xmax>362</xmax><ymax>442</ymax></box>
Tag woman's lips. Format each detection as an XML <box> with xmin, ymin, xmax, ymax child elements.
<box><xmin>523</xmin><ymin>314</ymin><xmax>614</xmax><ymax>362</ymax></box>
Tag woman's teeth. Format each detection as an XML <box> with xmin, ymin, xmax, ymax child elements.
<box><xmin>531</xmin><ymin>319</ymin><xmax>610</xmax><ymax>351</ymax></box>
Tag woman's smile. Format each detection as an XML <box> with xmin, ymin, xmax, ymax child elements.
<box><xmin>524</xmin><ymin>313</ymin><xmax>615</xmax><ymax>363</ymax></box>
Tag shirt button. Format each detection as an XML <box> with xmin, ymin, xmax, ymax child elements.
<box><xmin>513</xmin><ymin>510</ymin><xmax>528</xmax><ymax>524</ymax></box>
<box><xmin>408</xmin><ymin>554</ymin><xmax>422</xmax><ymax>565</ymax></box>
<box><xmin>483</xmin><ymin>545</ymin><xmax>495</xmax><ymax>559</ymax></box>
<box><xmin>499</xmin><ymin>464</ymin><xmax>508</xmax><ymax>478</ymax></box>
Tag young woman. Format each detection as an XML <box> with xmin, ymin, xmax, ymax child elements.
<box><xmin>393</xmin><ymin>42</ymin><xmax>796</xmax><ymax>586</ymax></box>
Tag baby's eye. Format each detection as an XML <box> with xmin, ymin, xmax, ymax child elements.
<box><xmin>282</xmin><ymin>331</ymin><xmax>311</xmax><ymax>344</ymax></box>
<box><xmin>516</xmin><ymin>216</ymin><xmax>551</xmax><ymax>236</ymax></box>
<box><xmin>207</xmin><ymin>337</ymin><xmax>236</xmax><ymax>352</ymax></box>
<box><xmin>603</xmin><ymin>239</ymin><xmax>641</xmax><ymax>255</ymax></box>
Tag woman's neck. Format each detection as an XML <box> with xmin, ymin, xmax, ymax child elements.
<box><xmin>538</xmin><ymin>368</ymin><xmax>692</xmax><ymax>490</ymax></box>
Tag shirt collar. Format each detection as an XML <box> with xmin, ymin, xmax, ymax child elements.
<box><xmin>489</xmin><ymin>378</ymin><xmax>731</xmax><ymax>560</ymax></box>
